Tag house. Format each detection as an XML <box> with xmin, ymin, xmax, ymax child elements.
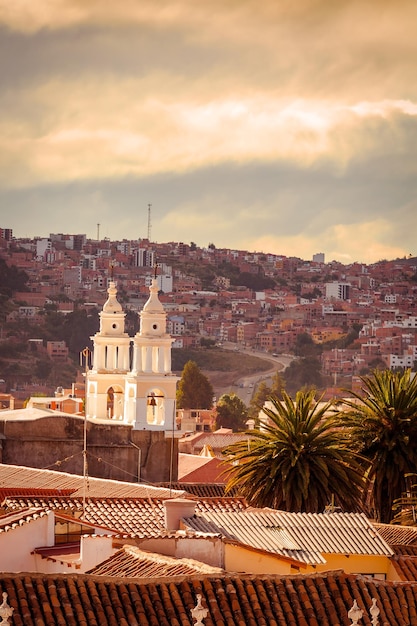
<box><xmin>178</xmin><ymin>452</ymin><xmax>229</xmax><ymax>484</ymax></box>
<box><xmin>179</xmin><ymin>428</ymin><xmax>251</xmax><ymax>458</ymax></box>
<box><xmin>182</xmin><ymin>506</ymin><xmax>395</xmax><ymax>579</ymax></box>
<box><xmin>0</xmin><ymin>462</ymin><xmax>404</xmax><ymax>583</ymax></box>
<box><xmin>0</xmin><ymin>508</ymin><xmax>116</xmax><ymax>574</ymax></box>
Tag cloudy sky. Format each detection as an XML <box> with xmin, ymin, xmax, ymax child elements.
<box><xmin>0</xmin><ymin>0</ymin><xmax>416</xmax><ymax>263</ymax></box>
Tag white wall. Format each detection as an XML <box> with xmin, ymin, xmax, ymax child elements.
<box><xmin>0</xmin><ymin>512</ymin><xmax>54</xmax><ymax>572</ymax></box>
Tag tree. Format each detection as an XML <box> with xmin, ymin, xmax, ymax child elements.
<box><xmin>176</xmin><ymin>360</ymin><xmax>214</xmax><ymax>409</ymax></box>
<box><xmin>248</xmin><ymin>381</ymin><xmax>271</xmax><ymax>419</ymax></box>
<box><xmin>223</xmin><ymin>389</ymin><xmax>367</xmax><ymax>513</ymax></box>
<box><xmin>0</xmin><ymin>258</ymin><xmax>29</xmax><ymax>297</ymax></box>
<box><xmin>283</xmin><ymin>356</ymin><xmax>323</xmax><ymax>394</ymax></box>
<box><xmin>35</xmin><ymin>358</ymin><xmax>52</xmax><ymax>381</ymax></box>
<box><xmin>248</xmin><ymin>372</ymin><xmax>285</xmax><ymax>419</ymax></box>
<box><xmin>343</xmin><ymin>368</ymin><xmax>417</xmax><ymax>523</ymax></box>
<box><xmin>294</xmin><ymin>333</ymin><xmax>320</xmax><ymax>358</ymax></box>
<box><xmin>216</xmin><ymin>393</ymin><xmax>248</xmax><ymax>431</ymax></box>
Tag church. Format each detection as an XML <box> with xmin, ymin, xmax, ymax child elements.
<box><xmin>0</xmin><ymin>279</ymin><xmax>181</xmax><ymax>484</ymax></box>
<box><xmin>86</xmin><ymin>276</ymin><xmax>178</xmax><ymax>431</ymax></box>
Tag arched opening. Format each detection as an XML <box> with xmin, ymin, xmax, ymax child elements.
<box><xmin>146</xmin><ymin>388</ymin><xmax>165</xmax><ymax>425</ymax></box>
<box><xmin>107</xmin><ymin>384</ymin><xmax>124</xmax><ymax>419</ymax></box>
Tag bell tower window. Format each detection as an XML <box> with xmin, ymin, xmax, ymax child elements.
<box><xmin>146</xmin><ymin>389</ymin><xmax>165</xmax><ymax>425</ymax></box>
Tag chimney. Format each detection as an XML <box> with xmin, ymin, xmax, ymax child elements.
<box><xmin>164</xmin><ymin>498</ymin><xmax>196</xmax><ymax>531</ymax></box>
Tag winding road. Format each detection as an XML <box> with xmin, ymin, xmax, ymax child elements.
<box><xmin>221</xmin><ymin>343</ymin><xmax>294</xmax><ymax>404</ymax></box>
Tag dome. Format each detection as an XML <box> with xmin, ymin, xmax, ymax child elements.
<box><xmin>142</xmin><ymin>278</ymin><xmax>164</xmax><ymax>313</ymax></box>
<box><xmin>102</xmin><ymin>282</ymin><xmax>123</xmax><ymax>313</ymax></box>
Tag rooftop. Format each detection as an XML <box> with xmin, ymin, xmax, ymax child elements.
<box><xmin>2</xmin><ymin>494</ymin><xmax>248</xmax><ymax>537</ymax></box>
<box><xmin>183</xmin><ymin>509</ymin><xmax>393</xmax><ymax>564</ymax></box>
<box><xmin>0</xmin><ymin>463</ymin><xmax>185</xmax><ymax>499</ymax></box>
<box><xmin>1</xmin><ymin>570</ymin><xmax>417</xmax><ymax>625</ymax></box>
<box><xmin>87</xmin><ymin>544</ymin><xmax>224</xmax><ymax>577</ymax></box>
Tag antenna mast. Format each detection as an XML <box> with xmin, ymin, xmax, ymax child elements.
<box><xmin>97</xmin><ymin>223</ymin><xmax>100</xmax><ymax>241</ymax></box>
<box><xmin>147</xmin><ymin>204</ymin><xmax>152</xmax><ymax>241</ymax></box>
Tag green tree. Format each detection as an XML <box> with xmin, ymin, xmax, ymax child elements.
<box><xmin>176</xmin><ymin>360</ymin><xmax>214</xmax><ymax>409</ymax></box>
<box><xmin>231</xmin><ymin>271</ymin><xmax>276</xmax><ymax>291</ymax></box>
<box><xmin>216</xmin><ymin>393</ymin><xmax>248</xmax><ymax>431</ymax></box>
<box><xmin>248</xmin><ymin>372</ymin><xmax>285</xmax><ymax>419</ymax></box>
<box><xmin>35</xmin><ymin>358</ymin><xmax>52</xmax><ymax>381</ymax></box>
<box><xmin>248</xmin><ymin>381</ymin><xmax>271</xmax><ymax>419</ymax></box>
<box><xmin>343</xmin><ymin>368</ymin><xmax>417</xmax><ymax>523</ymax></box>
<box><xmin>294</xmin><ymin>332</ymin><xmax>320</xmax><ymax>357</ymax></box>
<box><xmin>270</xmin><ymin>371</ymin><xmax>285</xmax><ymax>397</ymax></box>
<box><xmin>283</xmin><ymin>356</ymin><xmax>323</xmax><ymax>394</ymax></box>
<box><xmin>0</xmin><ymin>258</ymin><xmax>29</xmax><ymax>297</ymax></box>
<box><xmin>223</xmin><ymin>389</ymin><xmax>367</xmax><ymax>512</ymax></box>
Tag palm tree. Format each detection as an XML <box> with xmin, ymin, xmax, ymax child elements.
<box><xmin>342</xmin><ymin>368</ymin><xmax>417</xmax><ymax>523</ymax></box>
<box><xmin>223</xmin><ymin>389</ymin><xmax>367</xmax><ymax>513</ymax></box>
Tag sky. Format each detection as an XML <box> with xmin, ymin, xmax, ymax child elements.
<box><xmin>0</xmin><ymin>0</ymin><xmax>416</xmax><ymax>264</ymax></box>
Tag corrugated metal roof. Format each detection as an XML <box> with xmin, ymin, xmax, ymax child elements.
<box><xmin>183</xmin><ymin>509</ymin><xmax>393</xmax><ymax>564</ymax></box>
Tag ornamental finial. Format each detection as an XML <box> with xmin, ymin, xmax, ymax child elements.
<box><xmin>0</xmin><ymin>592</ymin><xmax>14</xmax><ymax>625</ymax></box>
<box><xmin>191</xmin><ymin>594</ymin><xmax>208</xmax><ymax>625</ymax></box>
<box><xmin>348</xmin><ymin>599</ymin><xmax>363</xmax><ymax>625</ymax></box>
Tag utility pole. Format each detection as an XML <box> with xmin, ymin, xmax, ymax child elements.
<box><xmin>80</xmin><ymin>347</ymin><xmax>91</xmax><ymax>518</ymax></box>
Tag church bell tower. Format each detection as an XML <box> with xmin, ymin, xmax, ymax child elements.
<box><xmin>125</xmin><ymin>278</ymin><xmax>179</xmax><ymax>430</ymax></box>
<box><xmin>86</xmin><ymin>280</ymin><xmax>130</xmax><ymax>420</ymax></box>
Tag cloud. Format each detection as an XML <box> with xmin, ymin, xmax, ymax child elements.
<box><xmin>0</xmin><ymin>0</ymin><xmax>416</xmax><ymax>263</ymax></box>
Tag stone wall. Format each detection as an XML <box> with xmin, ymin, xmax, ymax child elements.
<box><xmin>0</xmin><ymin>414</ymin><xmax>178</xmax><ymax>484</ymax></box>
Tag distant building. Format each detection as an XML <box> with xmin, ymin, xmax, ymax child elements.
<box><xmin>135</xmin><ymin>248</ymin><xmax>155</xmax><ymax>267</ymax></box>
<box><xmin>0</xmin><ymin>227</ymin><xmax>13</xmax><ymax>241</ymax></box>
<box><xmin>46</xmin><ymin>341</ymin><xmax>69</xmax><ymax>361</ymax></box>
<box><xmin>325</xmin><ymin>282</ymin><xmax>351</xmax><ymax>301</ymax></box>
<box><xmin>313</xmin><ymin>252</ymin><xmax>325</xmax><ymax>263</ymax></box>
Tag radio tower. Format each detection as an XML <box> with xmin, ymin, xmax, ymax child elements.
<box><xmin>147</xmin><ymin>204</ymin><xmax>152</xmax><ymax>241</ymax></box>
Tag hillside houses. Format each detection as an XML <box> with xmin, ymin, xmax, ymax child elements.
<box><xmin>1</xmin><ymin>230</ymin><xmax>417</xmax><ymax>397</ymax></box>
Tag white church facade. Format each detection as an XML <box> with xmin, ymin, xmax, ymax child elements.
<box><xmin>86</xmin><ymin>278</ymin><xmax>179</xmax><ymax>432</ymax></box>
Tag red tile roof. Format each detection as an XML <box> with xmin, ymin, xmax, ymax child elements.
<box><xmin>2</xmin><ymin>495</ymin><xmax>247</xmax><ymax>536</ymax></box>
<box><xmin>390</xmin><ymin>555</ymin><xmax>417</xmax><ymax>581</ymax></box>
<box><xmin>33</xmin><ymin>543</ymin><xmax>81</xmax><ymax>567</ymax></box>
<box><xmin>156</xmin><ymin>482</ymin><xmax>241</xmax><ymax>497</ymax></box>
<box><xmin>178</xmin><ymin>454</ymin><xmax>230</xmax><ymax>483</ymax></box>
<box><xmin>0</xmin><ymin>487</ymin><xmax>74</xmax><ymax>502</ymax></box>
<box><xmin>0</xmin><ymin>463</ymin><xmax>185</xmax><ymax>499</ymax></box>
<box><xmin>88</xmin><ymin>545</ymin><xmax>224</xmax><ymax>577</ymax></box>
<box><xmin>0</xmin><ymin>508</ymin><xmax>49</xmax><ymax>534</ymax></box>
<box><xmin>374</xmin><ymin>522</ymin><xmax>417</xmax><ymax>546</ymax></box>
<box><xmin>392</xmin><ymin>544</ymin><xmax>417</xmax><ymax>556</ymax></box>
<box><xmin>1</xmin><ymin>570</ymin><xmax>417</xmax><ymax>625</ymax></box>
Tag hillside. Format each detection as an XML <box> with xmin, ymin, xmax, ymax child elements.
<box><xmin>172</xmin><ymin>347</ymin><xmax>272</xmax><ymax>398</ymax></box>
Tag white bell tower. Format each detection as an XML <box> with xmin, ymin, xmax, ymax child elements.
<box><xmin>86</xmin><ymin>280</ymin><xmax>131</xmax><ymax>420</ymax></box>
<box><xmin>125</xmin><ymin>278</ymin><xmax>179</xmax><ymax>430</ymax></box>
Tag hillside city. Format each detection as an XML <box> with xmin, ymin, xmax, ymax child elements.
<box><xmin>1</xmin><ymin>226</ymin><xmax>417</xmax><ymax>403</ymax></box>
<box><xmin>3</xmin><ymin>228</ymin><xmax>417</xmax><ymax>622</ymax></box>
